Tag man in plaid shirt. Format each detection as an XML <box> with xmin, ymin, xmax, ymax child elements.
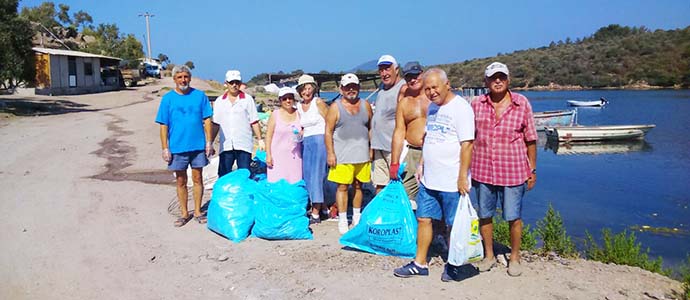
<box><xmin>471</xmin><ymin>62</ymin><xmax>537</xmax><ymax>277</ymax></box>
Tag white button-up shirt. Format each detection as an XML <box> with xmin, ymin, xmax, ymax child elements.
<box><xmin>212</xmin><ymin>91</ymin><xmax>259</xmax><ymax>153</ymax></box>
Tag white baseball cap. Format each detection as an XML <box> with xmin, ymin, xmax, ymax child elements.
<box><xmin>340</xmin><ymin>73</ymin><xmax>360</xmax><ymax>86</ymax></box>
<box><xmin>485</xmin><ymin>62</ymin><xmax>509</xmax><ymax>77</ymax></box>
<box><xmin>278</xmin><ymin>86</ymin><xmax>296</xmax><ymax>98</ymax></box>
<box><xmin>377</xmin><ymin>54</ymin><xmax>397</xmax><ymax>67</ymax></box>
<box><xmin>225</xmin><ymin>70</ymin><xmax>241</xmax><ymax>82</ymax></box>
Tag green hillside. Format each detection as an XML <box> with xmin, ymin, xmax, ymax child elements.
<box><xmin>438</xmin><ymin>25</ymin><xmax>690</xmax><ymax>89</ymax></box>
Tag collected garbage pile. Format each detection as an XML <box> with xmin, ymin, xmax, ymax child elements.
<box><xmin>206</xmin><ymin>154</ymin><xmax>312</xmax><ymax>242</ymax></box>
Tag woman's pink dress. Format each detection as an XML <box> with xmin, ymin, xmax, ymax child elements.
<box><xmin>267</xmin><ymin>110</ymin><xmax>303</xmax><ymax>184</ymax></box>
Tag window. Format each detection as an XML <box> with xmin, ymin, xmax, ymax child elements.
<box><xmin>84</xmin><ymin>62</ymin><xmax>93</xmax><ymax>76</ymax></box>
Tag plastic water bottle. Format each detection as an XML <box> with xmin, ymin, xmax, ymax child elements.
<box><xmin>291</xmin><ymin>125</ymin><xmax>302</xmax><ymax>143</ymax></box>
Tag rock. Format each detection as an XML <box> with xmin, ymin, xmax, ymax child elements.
<box><xmin>217</xmin><ymin>254</ymin><xmax>229</xmax><ymax>262</ymax></box>
<box><xmin>643</xmin><ymin>291</ymin><xmax>664</xmax><ymax>299</ymax></box>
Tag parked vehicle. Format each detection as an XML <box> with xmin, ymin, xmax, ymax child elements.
<box><xmin>120</xmin><ymin>68</ymin><xmax>143</xmax><ymax>87</ymax></box>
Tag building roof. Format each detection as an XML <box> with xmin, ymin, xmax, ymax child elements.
<box><xmin>32</xmin><ymin>47</ymin><xmax>121</xmax><ymax>61</ymax></box>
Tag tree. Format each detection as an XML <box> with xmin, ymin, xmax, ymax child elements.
<box><xmin>157</xmin><ymin>53</ymin><xmax>170</xmax><ymax>66</ymax></box>
<box><xmin>184</xmin><ymin>61</ymin><xmax>195</xmax><ymax>70</ymax></box>
<box><xmin>20</xmin><ymin>1</ymin><xmax>60</xmax><ymax>28</ymax></box>
<box><xmin>1</xmin><ymin>0</ymin><xmax>35</xmax><ymax>90</ymax></box>
<box><xmin>57</xmin><ymin>3</ymin><xmax>70</xmax><ymax>26</ymax></box>
<box><xmin>72</xmin><ymin>10</ymin><xmax>92</xmax><ymax>30</ymax></box>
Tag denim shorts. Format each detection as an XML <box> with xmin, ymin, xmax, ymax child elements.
<box><xmin>472</xmin><ymin>180</ymin><xmax>526</xmax><ymax>221</ymax></box>
<box><xmin>168</xmin><ymin>150</ymin><xmax>208</xmax><ymax>171</ymax></box>
<box><xmin>415</xmin><ymin>183</ymin><xmax>460</xmax><ymax>225</ymax></box>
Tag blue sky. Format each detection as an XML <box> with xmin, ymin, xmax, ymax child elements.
<box><xmin>19</xmin><ymin>0</ymin><xmax>690</xmax><ymax>82</ymax></box>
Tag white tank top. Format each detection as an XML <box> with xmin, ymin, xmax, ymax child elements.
<box><xmin>298</xmin><ymin>98</ymin><xmax>326</xmax><ymax>137</ymax></box>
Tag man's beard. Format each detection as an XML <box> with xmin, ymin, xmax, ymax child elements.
<box><xmin>178</xmin><ymin>84</ymin><xmax>189</xmax><ymax>91</ymax></box>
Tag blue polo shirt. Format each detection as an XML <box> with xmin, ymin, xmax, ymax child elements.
<box><xmin>155</xmin><ymin>88</ymin><xmax>213</xmax><ymax>154</ymax></box>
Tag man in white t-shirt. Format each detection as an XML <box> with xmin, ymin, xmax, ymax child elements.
<box><xmin>211</xmin><ymin>70</ymin><xmax>265</xmax><ymax>177</ymax></box>
<box><xmin>394</xmin><ymin>68</ymin><xmax>475</xmax><ymax>281</ymax></box>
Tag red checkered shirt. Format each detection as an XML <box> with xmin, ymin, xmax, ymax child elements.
<box><xmin>471</xmin><ymin>91</ymin><xmax>537</xmax><ymax>186</ymax></box>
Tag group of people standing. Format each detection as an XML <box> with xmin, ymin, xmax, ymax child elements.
<box><xmin>155</xmin><ymin>55</ymin><xmax>537</xmax><ymax>281</ymax></box>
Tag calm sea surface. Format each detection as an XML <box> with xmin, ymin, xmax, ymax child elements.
<box><xmin>321</xmin><ymin>89</ymin><xmax>690</xmax><ymax>266</ymax></box>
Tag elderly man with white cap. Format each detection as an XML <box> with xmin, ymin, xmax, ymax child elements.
<box><xmin>211</xmin><ymin>70</ymin><xmax>265</xmax><ymax>178</ymax></box>
<box><xmin>371</xmin><ymin>54</ymin><xmax>406</xmax><ymax>195</ymax></box>
<box><xmin>471</xmin><ymin>62</ymin><xmax>537</xmax><ymax>277</ymax></box>
<box><xmin>324</xmin><ymin>73</ymin><xmax>373</xmax><ymax>234</ymax></box>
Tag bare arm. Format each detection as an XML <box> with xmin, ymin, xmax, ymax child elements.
<box><xmin>526</xmin><ymin>140</ymin><xmax>537</xmax><ymax>190</ymax></box>
<box><xmin>264</xmin><ymin>113</ymin><xmax>276</xmax><ymax>167</ymax></box>
<box><xmin>324</xmin><ymin>102</ymin><xmax>339</xmax><ymax>167</ymax></box>
<box><xmin>367</xmin><ymin>101</ymin><xmax>374</xmax><ymax>161</ymax></box>
<box><xmin>203</xmin><ymin>118</ymin><xmax>214</xmax><ymax>157</ymax></box>
<box><xmin>389</xmin><ymin>99</ymin><xmax>407</xmax><ymax>179</ymax></box>
<box><xmin>316</xmin><ymin>98</ymin><xmax>328</xmax><ymax>119</ymax></box>
<box><xmin>458</xmin><ymin>140</ymin><xmax>473</xmax><ymax>195</ymax></box>
<box><xmin>251</xmin><ymin>121</ymin><xmax>265</xmax><ymax>150</ymax></box>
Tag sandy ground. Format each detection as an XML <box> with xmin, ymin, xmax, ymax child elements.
<box><xmin>0</xmin><ymin>78</ymin><xmax>684</xmax><ymax>300</ymax></box>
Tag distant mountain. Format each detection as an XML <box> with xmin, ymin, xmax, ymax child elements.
<box><xmin>436</xmin><ymin>24</ymin><xmax>690</xmax><ymax>88</ymax></box>
<box><xmin>348</xmin><ymin>59</ymin><xmax>378</xmax><ymax>73</ymax></box>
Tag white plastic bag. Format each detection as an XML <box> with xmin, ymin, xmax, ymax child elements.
<box><xmin>448</xmin><ymin>193</ymin><xmax>484</xmax><ymax>266</ymax></box>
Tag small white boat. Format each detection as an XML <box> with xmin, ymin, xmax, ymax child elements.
<box><xmin>534</xmin><ymin>109</ymin><xmax>577</xmax><ymax>130</ymax></box>
<box><xmin>544</xmin><ymin>124</ymin><xmax>655</xmax><ymax>142</ymax></box>
<box><xmin>567</xmin><ymin>97</ymin><xmax>608</xmax><ymax>107</ymax></box>
<box><xmin>545</xmin><ymin>139</ymin><xmax>651</xmax><ymax>155</ymax></box>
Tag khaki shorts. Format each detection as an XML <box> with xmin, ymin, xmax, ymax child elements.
<box><xmin>328</xmin><ymin>162</ymin><xmax>371</xmax><ymax>185</ymax></box>
<box><xmin>371</xmin><ymin>149</ymin><xmax>391</xmax><ymax>186</ymax></box>
<box><xmin>401</xmin><ymin>147</ymin><xmax>422</xmax><ymax>210</ymax></box>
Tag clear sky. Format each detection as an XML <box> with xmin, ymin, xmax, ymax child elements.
<box><xmin>19</xmin><ymin>0</ymin><xmax>690</xmax><ymax>82</ymax></box>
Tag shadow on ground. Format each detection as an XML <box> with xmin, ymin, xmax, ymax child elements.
<box><xmin>0</xmin><ymin>98</ymin><xmax>95</xmax><ymax>116</ymax></box>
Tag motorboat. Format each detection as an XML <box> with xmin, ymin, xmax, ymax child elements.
<box><xmin>567</xmin><ymin>97</ymin><xmax>608</xmax><ymax>107</ymax></box>
<box><xmin>544</xmin><ymin>124</ymin><xmax>655</xmax><ymax>142</ymax></box>
<box><xmin>534</xmin><ymin>109</ymin><xmax>577</xmax><ymax>130</ymax></box>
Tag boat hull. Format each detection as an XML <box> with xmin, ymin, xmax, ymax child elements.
<box><xmin>567</xmin><ymin>100</ymin><xmax>606</xmax><ymax>107</ymax></box>
<box><xmin>534</xmin><ymin>110</ymin><xmax>577</xmax><ymax>130</ymax></box>
<box><xmin>544</xmin><ymin>125</ymin><xmax>655</xmax><ymax>142</ymax></box>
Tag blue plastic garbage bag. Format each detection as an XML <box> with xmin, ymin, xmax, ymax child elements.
<box><xmin>252</xmin><ymin>179</ymin><xmax>313</xmax><ymax>240</ymax></box>
<box><xmin>339</xmin><ymin>180</ymin><xmax>417</xmax><ymax>258</ymax></box>
<box><xmin>207</xmin><ymin>169</ymin><xmax>257</xmax><ymax>243</ymax></box>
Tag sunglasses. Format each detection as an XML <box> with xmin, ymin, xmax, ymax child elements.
<box><xmin>280</xmin><ymin>95</ymin><xmax>295</xmax><ymax>101</ymax></box>
<box><xmin>226</xmin><ymin>80</ymin><xmax>241</xmax><ymax>86</ymax></box>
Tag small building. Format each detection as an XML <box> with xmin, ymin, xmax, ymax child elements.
<box><xmin>33</xmin><ymin>47</ymin><xmax>121</xmax><ymax>96</ymax></box>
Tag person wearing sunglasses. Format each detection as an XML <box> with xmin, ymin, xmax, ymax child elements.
<box><xmin>264</xmin><ymin>87</ymin><xmax>303</xmax><ymax>184</ymax></box>
<box><xmin>211</xmin><ymin>70</ymin><xmax>265</xmax><ymax>178</ymax></box>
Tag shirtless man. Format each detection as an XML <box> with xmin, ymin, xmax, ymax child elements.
<box><xmin>389</xmin><ymin>61</ymin><xmax>430</xmax><ymax>210</ymax></box>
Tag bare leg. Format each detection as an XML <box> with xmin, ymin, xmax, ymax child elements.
<box><xmin>335</xmin><ymin>184</ymin><xmax>349</xmax><ymax>214</ymax></box>
<box><xmin>415</xmin><ymin>218</ymin><xmax>433</xmax><ymax>265</ymax></box>
<box><xmin>191</xmin><ymin>168</ymin><xmax>203</xmax><ymax>217</ymax></box>
<box><xmin>479</xmin><ymin>218</ymin><xmax>495</xmax><ymax>259</ymax></box>
<box><xmin>352</xmin><ymin>180</ymin><xmax>363</xmax><ymax>209</ymax></box>
<box><xmin>509</xmin><ymin>219</ymin><xmax>523</xmax><ymax>262</ymax></box>
<box><xmin>175</xmin><ymin>171</ymin><xmax>189</xmax><ymax>217</ymax></box>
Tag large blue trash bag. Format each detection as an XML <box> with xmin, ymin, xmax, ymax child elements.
<box><xmin>252</xmin><ymin>179</ymin><xmax>313</xmax><ymax>240</ymax></box>
<box><xmin>339</xmin><ymin>180</ymin><xmax>417</xmax><ymax>258</ymax></box>
<box><xmin>207</xmin><ymin>169</ymin><xmax>257</xmax><ymax>243</ymax></box>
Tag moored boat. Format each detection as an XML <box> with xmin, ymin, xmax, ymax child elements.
<box><xmin>544</xmin><ymin>124</ymin><xmax>655</xmax><ymax>142</ymax></box>
<box><xmin>545</xmin><ymin>139</ymin><xmax>651</xmax><ymax>155</ymax></box>
<box><xmin>534</xmin><ymin>109</ymin><xmax>577</xmax><ymax>130</ymax></box>
<box><xmin>567</xmin><ymin>97</ymin><xmax>608</xmax><ymax>107</ymax></box>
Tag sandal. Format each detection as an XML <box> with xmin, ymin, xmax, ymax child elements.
<box><xmin>174</xmin><ymin>215</ymin><xmax>191</xmax><ymax>227</ymax></box>
<box><xmin>194</xmin><ymin>215</ymin><xmax>207</xmax><ymax>224</ymax></box>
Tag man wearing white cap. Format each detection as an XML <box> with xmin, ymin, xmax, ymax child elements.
<box><xmin>324</xmin><ymin>73</ymin><xmax>373</xmax><ymax>234</ymax></box>
<box><xmin>211</xmin><ymin>70</ymin><xmax>265</xmax><ymax>178</ymax></box>
<box><xmin>471</xmin><ymin>62</ymin><xmax>537</xmax><ymax>277</ymax></box>
<box><xmin>371</xmin><ymin>54</ymin><xmax>406</xmax><ymax>194</ymax></box>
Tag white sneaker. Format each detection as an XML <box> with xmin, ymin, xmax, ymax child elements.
<box><xmin>338</xmin><ymin>220</ymin><xmax>349</xmax><ymax>234</ymax></box>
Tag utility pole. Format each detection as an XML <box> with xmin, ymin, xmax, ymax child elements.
<box><xmin>138</xmin><ymin>12</ymin><xmax>154</xmax><ymax>61</ymax></box>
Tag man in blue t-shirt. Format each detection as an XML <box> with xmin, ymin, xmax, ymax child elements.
<box><xmin>155</xmin><ymin>65</ymin><xmax>214</xmax><ymax>227</ymax></box>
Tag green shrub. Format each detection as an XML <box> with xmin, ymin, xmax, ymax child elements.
<box><xmin>583</xmin><ymin>228</ymin><xmax>665</xmax><ymax>274</ymax></box>
<box><xmin>680</xmin><ymin>254</ymin><xmax>690</xmax><ymax>300</ymax></box>
<box><xmin>535</xmin><ymin>203</ymin><xmax>577</xmax><ymax>257</ymax></box>
<box><xmin>492</xmin><ymin>214</ymin><xmax>537</xmax><ymax>252</ymax></box>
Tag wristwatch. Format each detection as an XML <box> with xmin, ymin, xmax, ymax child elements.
<box><xmin>531</xmin><ymin>168</ymin><xmax>537</xmax><ymax>175</ymax></box>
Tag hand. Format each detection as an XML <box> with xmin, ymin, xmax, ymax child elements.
<box><xmin>257</xmin><ymin>140</ymin><xmax>266</xmax><ymax>151</ymax></box>
<box><xmin>266</xmin><ymin>153</ymin><xmax>273</xmax><ymax>168</ymax></box>
<box><xmin>457</xmin><ymin>176</ymin><xmax>470</xmax><ymax>195</ymax></box>
<box><xmin>327</xmin><ymin>152</ymin><xmax>336</xmax><ymax>168</ymax></box>
<box><xmin>389</xmin><ymin>163</ymin><xmax>400</xmax><ymax>180</ymax></box>
<box><xmin>369</xmin><ymin>149</ymin><xmax>374</xmax><ymax>162</ymax></box>
<box><xmin>414</xmin><ymin>163</ymin><xmax>423</xmax><ymax>183</ymax></box>
<box><xmin>205</xmin><ymin>142</ymin><xmax>214</xmax><ymax>158</ymax></box>
<box><xmin>162</xmin><ymin>149</ymin><xmax>171</xmax><ymax>163</ymax></box>
<box><xmin>527</xmin><ymin>173</ymin><xmax>537</xmax><ymax>190</ymax></box>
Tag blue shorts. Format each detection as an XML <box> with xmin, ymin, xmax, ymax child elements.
<box><xmin>168</xmin><ymin>150</ymin><xmax>208</xmax><ymax>171</ymax></box>
<box><xmin>472</xmin><ymin>180</ymin><xmax>526</xmax><ymax>221</ymax></box>
<box><xmin>415</xmin><ymin>183</ymin><xmax>460</xmax><ymax>225</ymax></box>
